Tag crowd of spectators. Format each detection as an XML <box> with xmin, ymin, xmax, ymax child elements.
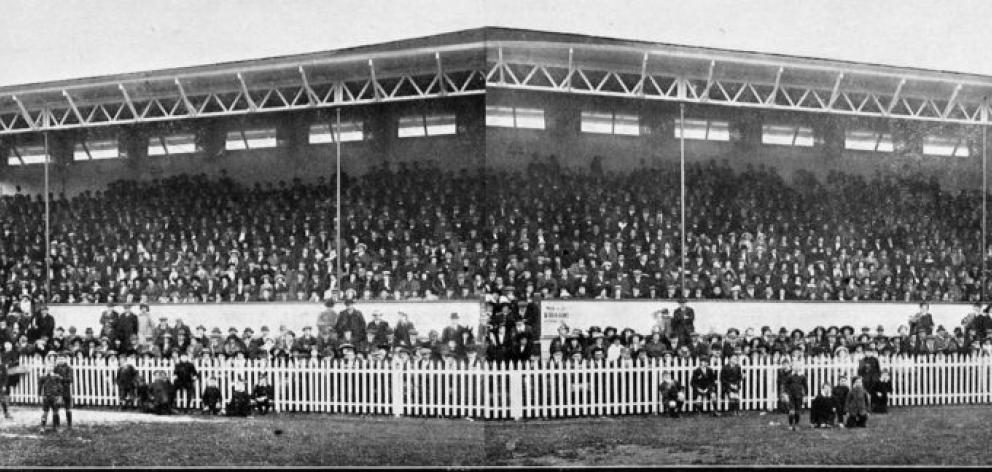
<box><xmin>0</xmin><ymin>157</ymin><xmax>990</xmax><ymax>310</ymax></box>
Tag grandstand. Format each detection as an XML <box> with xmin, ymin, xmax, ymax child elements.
<box><xmin>1</xmin><ymin>26</ymin><xmax>992</xmax><ymax>413</ymax></box>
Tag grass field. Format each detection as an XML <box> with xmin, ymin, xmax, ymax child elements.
<box><xmin>1</xmin><ymin>405</ymin><xmax>991</xmax><ymax>466</ymax></box>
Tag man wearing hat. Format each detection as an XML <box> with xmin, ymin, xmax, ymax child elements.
<box><xmin>441</xmin><ymin>313</ymin><xmax>464</xmax><ymax>346</ymax></box>
<box><xmin>966</xmin><ymin>303</ymin><xmax>992</xmax><ymax>340</ymax></box>
<box><xmin>909</xmin><ymin>301</ymin><xmax>935</xmax><ymax>336</ymax></box>
<box><xmin>192</xmin><ymin>326</ymin><xmax>209</xmax><ymax>349</ymax></box>
<box><xmin>136</xmin><ymin>304</ymin><xmax>154</xmax><ymax>343</ymax></box>
<box><xmin>317</xmin><ymin>299</ymin><xmax>338</xmax><ymax>339</ymax></box>
<box><xmin>672</xmin><ymin>298</ymin><xmax>695</xmax><ymax>346</ymax></box>
<box><xmin>153</xmin><ymin>317</ymin><xmax>171</xmax><ymax>345</ymax></box>
<box><xmin>690</xmin><ymin>355</ymin><xmax>719</xmax><ymax>415</ymax></box>
<box><xmin>367</xmin><ymin>312</ymin><xmax>391</xmax><ymax>346</ymax></box>
<box><xmin>721</xmin><ymin>353</ymin><xmax>744</xmax><ymax>415</ymax></box>
<box><xmin>115</xmin><ymin>305</ymin><xmax>139</xmax><ymax>349</ymax></box>
<box><xmin>334</xmin><ymin>298</ymin><xmax>366</xmax><ymax>341</ymax></box>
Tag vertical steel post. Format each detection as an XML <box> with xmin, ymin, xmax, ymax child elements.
<box><xmin>43</xmin><ymin>122</ymin><xmax>51</xmax><ymax>298</ymax></box>
<box><xmin>983</xmin><ymin>124</ymin><xmax>988</xmax><ymax>301</ymax></box>
<box><xmin>679</xmin><ymin>103</ymin><xmax>687</xmax><ymax>297</ymax></box>
<box><xmin>336</xmin><ymin>108</ymin><xmax>343</xmax><ymax>298</ymax></box>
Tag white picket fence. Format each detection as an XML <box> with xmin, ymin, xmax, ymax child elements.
<box><xmin>7</xmin><ymin>354</ymin><xmax>992</xmax><ymax>419</ymax></box>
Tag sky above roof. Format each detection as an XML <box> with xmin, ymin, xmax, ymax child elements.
<box><xmin>1</xmin><ymin>0</ymin><xmax>990</xmax><ymax>87</ymax></box>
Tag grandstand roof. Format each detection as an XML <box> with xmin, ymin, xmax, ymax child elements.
<box><xmin>1</xmin><ymin>27</ymin><xmax>989</xmax><ymax>136</ymax></box>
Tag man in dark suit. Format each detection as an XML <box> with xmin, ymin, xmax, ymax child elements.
<box><xmin>672</xmin><ymin>298</ymin><xmax>695</xmax><ymax>346</ymax></box>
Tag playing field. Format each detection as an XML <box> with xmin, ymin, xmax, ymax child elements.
<box><xmin>1</xmin><ymin>405</ymin><xmax>991</xmax><ymax>466</ymax></box>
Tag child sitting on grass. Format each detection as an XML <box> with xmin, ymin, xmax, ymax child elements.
<box><xmin>201</xmin><ymin>377</ymin><xmax>222</xmax><ymax>415</ymax></box>
<box><xmin>831</xmin><ymin>375</ymin><xmax>851</xmax><ymax>428</ymax></box>
<box><xmin>225</xmin><ymin>377</ymin><xmax>252</xmax><ymax>417</ymax></box>
<box><xmin>810</xmin><ymin>383</ymin><xmax>836</xmax><ymax>428</ymax></box>
<box><xmin>845</xmin><ymin>376</ymin><xmax>872</xmax><ymax>428</ymax></box>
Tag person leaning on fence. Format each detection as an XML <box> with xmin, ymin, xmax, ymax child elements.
<box><xmin>721</xmin><ymin>352</ymin><xmax>743</xmax><ymax>415</ymax></box>
<box><xmin>810</xmin><ymin>383</ymin><xmax>836</xmax><ymax>428</ymax></box>
<box><xmin>845</xmin><ymin>376</ymin><xmax>872</xmax><ymax>428</ymax></box>
<box><xmin>38</xmin><ymin>355</ymin><xmax>65</xmax><ymax>433</ymax></box>
<box><xmin>690</xmin><ymin>355</ymin><xmax>719</xmax><ymax>415</ymax></box>
<box><xmin>659</xmin><ymin>371</ymin><xmax>685</xmax><ymax>418</ymax></box>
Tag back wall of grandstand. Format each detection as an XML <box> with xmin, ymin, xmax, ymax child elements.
<box><xmin>0</xmin><ymin>96</ymin><xmax>484</xmax><ymax>196</ymax></box>
<box><xmin>487</xmin><ymin>89</ymin><xmax>984</xmax><ymax>192</ymax></box>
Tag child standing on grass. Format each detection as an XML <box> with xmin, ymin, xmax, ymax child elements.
<box><xmin>0</xmin><ymin>356</ymin><xmax>11</xmax><ymax>419</ymax></box>
<box><xmin>873</xmin><ymin>368</ymin><xmax>892</xmax><ymax>414</ymax></box>
<box><xmin>810</xmin><ymin>383</ymin><xmax>835</xmax><ymax>428</ymax></box>
<box><xmin>38</xmin><ymin>357</ymin><xmax>64</xmax><ymax>434</ymax></box>
<box><xmin>201</xmin><ymin>377</ymin><xmax>222</xmax><ymax>415</ymax></box>
<box><xmin>845</xmin><ymin>376</ymin><xmax>871</xmax><ymax>428</ymax></box>
<box><xmin>831</xmin><ymin>375</ymin><xmax>851</xmax><ymax>427</ymax></box>
<box><xmin>781</xmin><ymin>360</ymin><xmax>807</xmax><ymax>431</ymax></box>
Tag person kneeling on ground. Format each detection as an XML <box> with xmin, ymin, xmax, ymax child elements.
<box><xmin>251</xmin><ymin>374</ymin><xmax>275</xmax><ymax>415</ymax></box>
<box><xmin>845</xmin><ymin>376</ymin><xmax>871</xmax><ymax>428</ymax></box>
<box><xmin>810</xmin><ymin>383</ymin><xmax>836</xmax><ymax>428</ymax></box>
<box><xmin>201</xmin><ymin>377</ymin><xmax>222</xmax><ymax>415</ymax></box>
<box><xmin>225</xmin><ymin>378</ymin><xmax>252</xmax><ymax>417</ymax></box>
<box><xmin>659</xmin><ymin>372</ymin><xmax>685</xmax><ymax>418</ymax></box>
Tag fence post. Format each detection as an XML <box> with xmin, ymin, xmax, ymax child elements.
<box><xmin>391</xmin><ymin>364</ymin><xmax>404</xmax><ymax>417</ymax></box>
<box><xmin>509</xmin><ymin>362</ymin><xmax>524</xmax><ymax>420</ymax></box>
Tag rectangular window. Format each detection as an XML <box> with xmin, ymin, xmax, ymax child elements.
<box><xmin>844</xmin><ymin>129</ymin><xmax>894</xmax><ymax>153</ymax></box>
<box><xmin>581</xmin><ymin>111</ymin><xmax>640</xmax><ymax>136</ymax></box>
<box><xmin>73</xmin><ymin>139</ymin><xmax>120</xmax><ymax>161</ymax></box>
<box><xmin>922</xmin><ymin>135</ymin><xmax>969</xmax><ymax>157</ymax></box>
<box><xmin>6</xmin><ymin>145</ymin><xmax>48</xmax><ymax>166</ymax></box>
<box><xmin>397</xmin><ymin>113</ymin><xmax>457</xmax><ymax>138</ymax></box>
<box><xmin>761</xmin><ymin>124</ymin><xmax>814</xmax><ymax>147</ymax></box>
<box><xmin>225</xmin><ymin>128</ymin><xmax>278</xmax><ymax>151</ymax></box>
<box><xmin>148</xmin><ymin>133</ymin><xmax>198</xmax><ymax>156</ymax></box>
<box><xmin>486</xmin><ymin>106</ymin><xmax>546</xmax><ymax>129</ymax></box>
<box><xmin>674</xmin><ymin>118</ymin><xmax>731</xmax><ymax>141</ymax></box>
<box><xmin>309</xmin><ymin>121</ymin><xmax>364</xmax><ymax>144</ymax></box>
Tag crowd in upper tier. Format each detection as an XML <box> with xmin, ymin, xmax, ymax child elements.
<box><xmin>0</xmin><ymin>155</ymin><xmax>989</xmax><ymax>309</ymax></box>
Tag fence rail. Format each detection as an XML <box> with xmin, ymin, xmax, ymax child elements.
<box><xmin>8</xmin><ymin>354</ymin><xmax>992</xmax><ymax>419</ymax></box>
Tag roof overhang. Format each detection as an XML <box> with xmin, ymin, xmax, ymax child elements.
<box><xmin>1</xmin><ymin>27</ymin><xmax>989</xmax><ymax>137</ymax></box>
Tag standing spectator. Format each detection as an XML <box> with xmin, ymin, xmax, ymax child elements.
<box><xmin>136</xmin><ymin>304</ymin><xmax>154</xmax><ymax>343</ymax></box>
<box><xmin>781</xmin><ymin>360</ymin><xmax>808</xmax><ymax>431</ymax></box>
<box><xmin>872</xmin><ymin>368</ymin><xmax>893</xmax><ymax>414</ymax></box>
<box><xmin>173</xmin><ymin>353</ymin><xmax>199</xmax><ymax>411</ymax></box>
<box><xmin>334</xmin><ymin>299</ymin><xmax>366</xmax><ymax>341</ymax></box>
<box><xmin>116</xmin><ymin>305</ymin><xmax>139</xmax><ymax>350</ymax></box>
<box><xmin>367</xmin><ymin>312</ymin><xmax>391</xmax><ymax>346</ymax></box>
<box><xmin>53</xmin><ymin>353</ymin><xmax>74</xmax><ymax>430</ymax></box>
<box><xmin>909</xmin><ymin>301</ymin><xmax>935</xmax><ymax>336</ymax></box>
<box><xmin>441</xmin><ymin>314</ymin><xmax>464</xmax><ymax>346</ymax></box>
<box><xmin>690</xmin><ymin>355</ymin><xmax>719</xmax><ymax>415</ymax></box>
<box><xmin>672</xmin><ymin>298</ymin><xmax>695</xmax><ymax>346</ymax></box>
<box><xmin>38</xmin><ymin>356</ymin><xmax>64</xmax><ymax>433</ymax></box>
<box><xmin>316</xmin><ymin>300</ymin><xmax>338</xmax><ymax>339</ymax></box>
<box><xmin>832</xmin><ymin>375</ymin><xmax>851</xmax><ymax>427</ymax></box>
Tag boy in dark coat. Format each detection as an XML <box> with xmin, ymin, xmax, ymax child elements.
<box><xmin>720</xmin><ymin>353</ymin><xmax>743</xmax><ymax>415</ymax></box>
<box><xmin>659</xmin><ymin>371</ymin><xmax>685</xmax><ymax>418</ymax></box>
<box><xmin>201</xmin><ymin>377</ymin><xmax>222</xmax><ymax>415</ymax></box>
<box><xmin>251</xmin><ymin>374</ymin><xmax>275</xmax><ymax>415</ymax></box>
<box><xmin>116</xmin><ymin>355</ymin><xmax>139</xmax><ymax>409</ymax></box>
<box><xmin>690</xmin><ymin>355</ymin><xmax>719</xmax><ymax>415</ymax></box>
<box><xmin>845</xmin><ymin>376</ymin><xmax>872</xmax><ymax>427</ymax></box>
<box><xmin>831</xmin><ymin>375</ymin><xmax>851</xmax><ymax>427</ymax></box>
<box><xmin>148</xmin><ymin>370</ymin><xmax>175</xmax><ymax>415</ymax></box>
<box><xmin>872</xmin><ymin>368</ymin><xmax>893</xmax><ymax>413</ymax></box>
<box><xmin>810</xmin><ymin>383</ymin><xmax>836</xmax><ymax>428</ymax></box>
<box><xmin>225</xmin><ymin>378</ymin><xmax>252</xmax><ymax>417</ymax></box>
<box><xmin>38</xmin><ymin>357</ymin><xmax>64</xmax><ymax>433</ymax></box>
<box><xmin>0</xmin><ymin>357</ymin><xmax>11</xmax><ymax>419</ymax></box>
<box><xmin>172</xmin><ymin>353</ymin><xmax>199</xmax><ymax>411</ymax></box>
<box><xmin>781</xmin><ymin>362</ymin><xmax>808</xmax><ymax>431</ymax></box>
<box><xmin>53</xmin><ymin>353</ymin><xmax>74</xmax><ymax>429</ymax></box>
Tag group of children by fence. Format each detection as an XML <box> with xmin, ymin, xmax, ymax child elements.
<box><xmin>111</xmin><ymin>352</ymin><xmax>275</xmax><ymax>418</ymax></box>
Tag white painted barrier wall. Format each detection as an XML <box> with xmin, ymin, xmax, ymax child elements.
<box><xmin>49</xmin><ymin>301</ymin><xmax>484</xmax><ymax>338</ymax></box>
<box><xmin>540</xmin><ymin>301</ymin><xmax>975</xmax><ymax>339</ymax></box>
